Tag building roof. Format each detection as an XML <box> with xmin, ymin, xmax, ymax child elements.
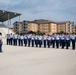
<box><xmin>0</xmin><ymin>9</ymin><xmax>21</xmax><ymax>22</ymax></box>
<box><xmin>56</xmin><ymin>21</ymin><xmax>70</xmax><ymax>24</ymax></box>
<box><xmin>30</xmin><ymin>19</ymin><xmax>55</xmax><ymax>24</ymax></box>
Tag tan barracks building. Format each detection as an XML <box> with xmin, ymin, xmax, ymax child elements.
<box><xmin>74</xmin><ymin>26</ymin><xmax>76</xmax><ymax>33</ymax></box>
<box><xmin>13</xmin><ymin>19</ymin><xmax>75</xmax><ymax>34</ymax></box>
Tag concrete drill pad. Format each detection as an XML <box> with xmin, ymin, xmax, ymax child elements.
<box><xmin>0</xmin><ymin>44</ymin><xmax>76</xmax><ymax>75</ymax></box>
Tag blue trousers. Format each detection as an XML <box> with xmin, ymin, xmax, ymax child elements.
<box><xmin>24</xmin><ymin>39</ymin><xmax>27</xmax><ymax>46</ymax></box>
<box><xmin>44</xmin><ymin>40</ymin><xmax>47</xmax><ymax>48</ymax></box>
<box><xmin>71</xmin><ymin>40</ymin><xmax>75</xmax><ymax>50</ymax></box>
<box><xmin>61</xmin><ymin>40</ymin><xmax>65</xmax><ymax>49</ymax></box>
<box><xmin>66</xmin><ymin>40</ymin><xmax>70</xmax><ymax>49</ymax></box>
<box><xmin>39</xmin><ymin>40</ymin><xmax>42</xmax><ymax>47</ymax></box>
<box><xmin>0</xmin><ymin>44</ymin><xmax>2</xmax><ymax>52</ymax></box>
<box><xmin>28</xmin><ymin>39</ymin><xmax>31</xmax><ymax>47</ymax></box>
<box><xmin>35</xmin><ymin>40</ymin><xmax>38</xmax><ymax>47</ymax></box>
<box><xmin>47</xmin><ymin>40</ymin><xmax>50</xmax><ymax>48</ymax></box>
<box><xmin>18</xmin><ymin>39</ymin><xmax>21</xmax><ymax>46</ymax></box>
<box><xmin>56</xmin><ymin>40</ymin><xmax>59</xmax><ymax>48</ymax></box>
<box><xmin>32</xmin><ymin>40</ymin><xmax>34</xmax><ymax>47</ymax></box>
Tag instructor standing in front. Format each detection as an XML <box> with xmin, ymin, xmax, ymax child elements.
<box><xmin>0</xmin><ymin>33</ymin><xmax>3</xmax><ymax>53</ymax></box>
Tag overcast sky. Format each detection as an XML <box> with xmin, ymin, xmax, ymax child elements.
<box><xmin>0</xmin><ymin>0</ymin><xmax>76</xmax><ymax>25</ymax></box>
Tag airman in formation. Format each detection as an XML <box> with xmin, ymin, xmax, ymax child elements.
<box><xmin>6</xmin><ymin>33</ymin><xmax>76</xmax><ymax>50</ymax></box>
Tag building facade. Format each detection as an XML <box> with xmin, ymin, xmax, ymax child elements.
<box><xmin>13</xmin><ymin>19</ymin><xmax>75</xmax><ymax>34</ymax></box>
<box><xmin>74</xmin><ymin>26</ymin><xmax>76</xmax><ymax>33</ymax></box>
<box><xmin>49</xmin><ymin>23</ymin><xmax>57</xmax><ymax>34</ymax></box>
<box><xmin>27</xmin><ymin>20</ymin><xmax>57</xmax><ymax>34</ymax></box>
<box><xmin>13</xmin><ymin>21</ymin><xmax>20</xmax><ymax>33</ymax></box>
<box><xmin>57</xmin><ymin>21</ymin><xmax>75</xmax><ymax>33</ymax></box>
<box><xmin>28</xmin><ymin>23</ymin><xmax>38</xmax><ymax>32</ymax></box>
<box><xmin>13</xmin><ymin>21</ymin><xmax>28</xmax><ymax>34</ymax></box>
<box><xmin>37</xmin><ymin>23</ymin><xmax>50</xmax><ymax>34</ymax></box>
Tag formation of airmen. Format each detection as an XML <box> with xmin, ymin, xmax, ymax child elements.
<box><xmin>6</xmin><ymin>33</ymin><xmax>76</xmax><ymax>50</ymax></box>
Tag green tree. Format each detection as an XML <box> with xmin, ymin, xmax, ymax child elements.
<box><xmin>59</xmin><ymin>31</ymin><xmax>65</xmax><ymax>34</ymax></box>
<box><xmin>15</xmin><ymin>31</ymin><xmax>19</xmax><ymax>34</ymax></box>
<box><xmin>36</xmin><ymin>30</ymin><xmax>45</xmax><ymax>35</ymax></box>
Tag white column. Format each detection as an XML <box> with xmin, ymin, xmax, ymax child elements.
<box><xmin>19</xmin><ymin>16</ymin><xmax>21</xmax><ymax>34</ymax></box>
<box><xmin>10</xmin><ymin>19</ymin><xmax>11</xmax><ymax>27</ymax></box>
<box><xmin>8</xmin><ymin>13</ymin><xmax>10</xmax><ymax>34</ymax></box>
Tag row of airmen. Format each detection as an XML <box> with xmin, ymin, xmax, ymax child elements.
<box><xmin>6</xmin><ymin>33</ymin><xmax>76</xmax><ymax>50</ymax></box>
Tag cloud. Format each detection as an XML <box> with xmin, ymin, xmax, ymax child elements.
<box><xmin>0</xmin><ymin>0</ymin><xmax>76</xmax><ymax>25</ymax></box>
<box><xmin>0</xmin><ymin>0</ymin><xmax>11</xmax><ymax>4</ymax></box>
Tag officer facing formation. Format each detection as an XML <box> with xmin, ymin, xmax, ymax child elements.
<box><xmin>5</xmin><ymin>33</ymin><xmax>76</xmax><ymax>50</ymax></box>
<box><xmin>0</xmin><ymin>33</ymin><xmax>3</xmax><ymax>53</ymax></box>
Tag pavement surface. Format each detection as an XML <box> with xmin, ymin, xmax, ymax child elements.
<box><xmin>0</xmin><ymin>38</ymin><xmax>76</xmax><ymax>75</ymax></box>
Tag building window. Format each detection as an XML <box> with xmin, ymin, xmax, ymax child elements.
<box><xmin>72</xmin><ymin>30</ymin><xmax>73</xmax><ymax>32</ymax></box>
<box><xmin>15</xmin><ymin>27</ymin><xmax>17</xmax><ymax>29</ymax></box>
<box><xmin>16</xmin><ymin>24</ymin><xmax>17</xmax><ymax>26</ymax></box>
<box><xmin>68</xmin><ymin>27</ymin><xmax>70</xmax><ymax>29</ymax></box>
<box><xmin>68</xmin><ymin>30</ymin><xmax>70</xmax><ymax>32</ymax></box>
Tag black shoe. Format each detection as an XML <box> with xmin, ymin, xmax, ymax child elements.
<box><xmin>0</xmin><ymin>51</ymin><xmax>3</xmax><ymax>53</ymax></box>
<box><xmin>72</xmin><ymin>49</ymin><xmax>75</xmax><ymax>50</ymax></box>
